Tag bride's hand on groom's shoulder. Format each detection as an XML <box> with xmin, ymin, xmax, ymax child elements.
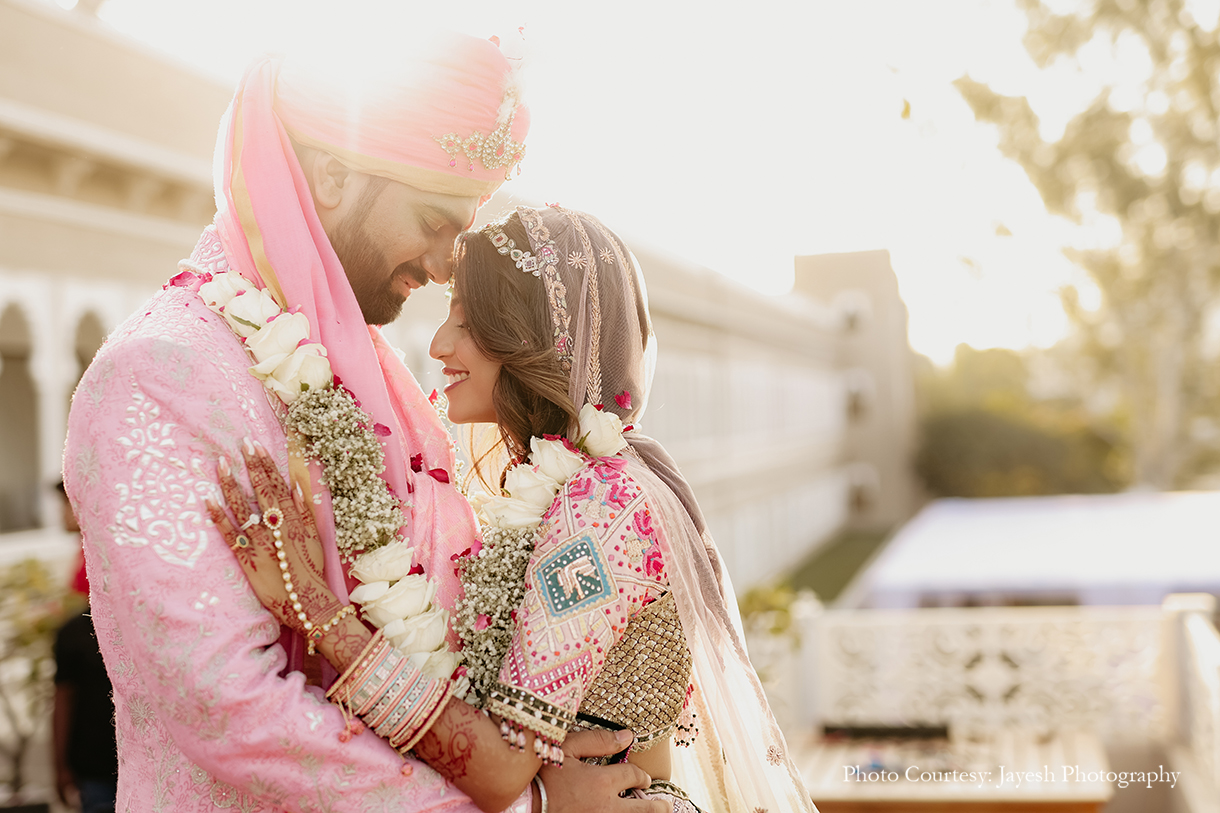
<box><xmin>540</xmin><ymin>730</ymin><xmax>670</xmax><ymax>813</ymax></box>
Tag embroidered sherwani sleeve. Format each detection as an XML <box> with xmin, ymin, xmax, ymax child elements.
<box><xmin>64</xmin><ymin>296</ymin><xmax>482</xmax><ymax>813</ymax></box>
<box><xmin>489</xmin><ymin>458</ymin><xmax>668</xmax><ymax>740</ymax></box>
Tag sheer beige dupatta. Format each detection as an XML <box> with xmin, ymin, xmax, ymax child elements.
<box><xmin>513</xmin><ymin>206</ymin><xmax>816</xmax><ymax>812</ymax></box>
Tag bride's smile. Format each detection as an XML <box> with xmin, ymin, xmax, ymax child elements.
<box><xmin>430</xmin><ymin>301</ymin><xmax>501</xmax><ymax>424</ymax></box>
<box><xmin>443</xmin><ymin>368</ymin><xmax>470</xmax><ymax>387</ymax></box>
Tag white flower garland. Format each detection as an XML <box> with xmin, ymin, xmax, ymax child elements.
<box><xmin>198</xmin><ymin>270</ymin><xmax>455</xmax><ymax>678</ymax></box>
<box><xmin>455</xmin><ymin>403</ymin><xmax>629</xmax><ymax>705</ymax></box>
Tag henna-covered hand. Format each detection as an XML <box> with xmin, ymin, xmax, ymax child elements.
<box><xmin>206</xmin><ymin>439</ymin><xmax>342</xmax><ymax>636</ymax></box>
<box><xmin>412</xmin><ymin>698</ymin><xmax>480</xmax><ymax>783</ymax></box>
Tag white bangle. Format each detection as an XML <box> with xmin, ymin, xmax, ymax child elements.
<box><xmin>533</xmin><ymin>776</ymin><xmax>549</xmax><ymax>813</ymax></box>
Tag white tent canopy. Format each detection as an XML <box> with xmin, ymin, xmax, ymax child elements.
<box><xmin>845</xmin><ymin>491</ymin><xmax>1220</xmax><ymax>608</ymax></box>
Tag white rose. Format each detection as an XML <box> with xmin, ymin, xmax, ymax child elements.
<box><xmin>386</xmin><ymin>608</ymin><xmax>449</xmax><ymax>655</ymax></box>
<box><xmin>348</xmin><ymin>580</ymin><xmax>390</xmax><ymax>604</ymax></box>
<box><xmin>222</xmin><ymin>287</ymin><xmax>282</xmax><ymax>339</ymax></box>
<box><xmin>245</xmin><ymin>311</ymin><xmax>311</xmax><ymax>365</ymax></box>
<box><xmin>350</xmin><ymin>541</ymin><xmax>415</xmax><ymax>584</ymax></box>
<box><xmin>361</xmin><ymin>574</ymin><xmax>436</xmax><ymax>628</ymax></box>
<box><xmin>503</xmin><ymin>463</ymin><xmax>560</xmax><ymax>509</ymax></box>
<box><xmin>577</xmin><ymin>403</ymin><xmax>628</xmax><ymax>457</ymax></box>
<box><xmin>251</xmin><ymin>344</ymin><xmax>332</xmax><ymax>404</ymax></box>
<box><xmin>478</xmin><ymin>496</ymin><xmax>545</xmax><ymax>529</ymax></box>
<box><xmin>418</xmin><ymin>648</ymin><xmax>460</xmax><ymax>680</ymax></box>
<box><xmin>530</xmin><ymin>437</ymin><xmax>587</xmax><ymax>483</ymax></box>
<box><xmin>294</xmin><ymin>348</ymin><xmax>333</xmax><ymax>393</ymax></box>
<box><xmin>199</xmin><ymin>271</ymin><xmax>250</xmax><ymax>311</ymax></box>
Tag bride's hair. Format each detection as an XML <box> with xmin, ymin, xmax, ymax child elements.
<box><xmin>452</xmin><ymin>212</ymin><xmax>578</xmax><ymax>480</ymax></box>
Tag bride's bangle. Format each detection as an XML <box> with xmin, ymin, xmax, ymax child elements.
<box><xmin>326</xmin><ymin>630</ymin><xmax>452</xmax><ymax>754</ymax></box>
<box><xmin>533</xmin><ymin>776</ymin><xmax>548</xmax><ymax>813</ymax></box>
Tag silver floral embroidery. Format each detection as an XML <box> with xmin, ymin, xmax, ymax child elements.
<box><xmin>127</xmin><ymin>694</ymin><xmax>155</xmax><ymax>733</ymax></box>
<box><xmin>110</xmin><ymin>385</ymin><xmax>215</xmax><ymax>568</ymax></box>
<box><xmin>81</xmin><ymin>356</ymin><xmax>117</xmax><ymax>408</ymax></box>
<box><xmin>180</xmin><ymin>227</ymin><xmax>230</xmax><ymax>277</ymax></box>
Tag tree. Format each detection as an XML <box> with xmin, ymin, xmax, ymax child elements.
<box><xmin>915</xmin><ymin>345</ymin><xmax>1129</xmax><ymax>497</ymax></box>
<box><xmin>0</xmin><ymin>559</ymin><xmax>76</xmax><ymax>802</ymax></box>
<box><xmin>955</xmin><ymin>0</ymin><xmax>1220</xmax><ymax>488</ymax></box>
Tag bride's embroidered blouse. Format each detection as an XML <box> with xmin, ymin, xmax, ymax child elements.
<box><xmin>488</xmin><ymin>456</ymin><xmax>693</xmax><ymax>750</ymax></box>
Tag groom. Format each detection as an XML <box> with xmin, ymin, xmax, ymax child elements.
<box><xmin>63</xmin><ymin>33</ymin><xmax>662</xmax><ymax>813</ymax></box>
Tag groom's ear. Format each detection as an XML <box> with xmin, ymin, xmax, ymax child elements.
<box><xmin>308</xmin><ymin>151</ymin><xmax>355</xmax><ymax>214</ymax></box>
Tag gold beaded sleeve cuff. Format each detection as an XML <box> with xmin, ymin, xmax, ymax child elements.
<box><xmin>488</xmin><ymin>683</ymin><xmax>574</xmax><ymax>766</ymax></box>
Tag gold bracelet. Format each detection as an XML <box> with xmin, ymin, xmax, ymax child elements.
<box><xmin>307</xmin><ymin>604</ymin><xmax>356</xmax><ymax>656</ymax></box>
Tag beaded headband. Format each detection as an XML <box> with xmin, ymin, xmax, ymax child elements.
<box><xmin>486</xmin><ymin>220</ymin><xmax>552</xmax><ymax>276</ymax></box>
<box><xmin>486</xmin><ymin>210</ymin><xmax>573</xmax><ymax>369</ymax></box>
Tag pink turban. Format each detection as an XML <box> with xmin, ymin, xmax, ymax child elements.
<box><xmin>211</xmin><ymin>33</ymin><xmax>523</xmax><ymax>672</ymax></box>
<box><xmin>275</xmin><ymin>33</ymin><xmax>529</xmax><ymax>199</ymax></box>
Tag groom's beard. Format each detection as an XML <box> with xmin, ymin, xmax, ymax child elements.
<box><xmin>331</xmin><ymin>220</ymin><xmax>429</xmax><ymax>326</ymax></box>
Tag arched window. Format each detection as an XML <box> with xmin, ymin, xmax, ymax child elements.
<box><xmin>73</xmin><ymin>311</ymin><xmax>106</xmax><ymax>383</ymax></box>
<box><xmin>844</xmin><ymin>368</ymin><xmax>876</xmax><ymax>422</ymax></box>
<box><xmin>0</xmin><ymin>304</ymin><xmax>40</xmax><ymax>531</ymax></box>
<box><xmin>832</xmin><ymin>290</ymin><xmax>872</xmax><ymax>334</ymax></box>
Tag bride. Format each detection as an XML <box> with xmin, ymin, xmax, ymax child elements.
<box><xmin>207</xmin><ymin>206</ymin><xmax>815</xmax><ymax>813</ymax></box>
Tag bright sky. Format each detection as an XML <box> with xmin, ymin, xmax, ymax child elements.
<box><xmin>64</xmin><ymin>0</ymin><xmax>1127</xmax><ymax>363</ymax></box>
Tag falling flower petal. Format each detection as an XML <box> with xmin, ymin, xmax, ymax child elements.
<box><xmin>614</xmin><ymin>390</ymin><xmax>632</xmax><ymax>410</ymax></box>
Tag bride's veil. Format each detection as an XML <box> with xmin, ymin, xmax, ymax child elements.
<box><xmin>513</xmin><ymin>205</ymin><xmax>816</xmax><ymax>813</ymax></box>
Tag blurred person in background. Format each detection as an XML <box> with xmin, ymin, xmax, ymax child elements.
<box><xmin>51</xmin><ymin>481</ymin><xmax>117</xmax><ymax>813</ymax></box>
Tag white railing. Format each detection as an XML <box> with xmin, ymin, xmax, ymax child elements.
<box><xmin>809</xmin><ymin>603</ymin><xmax>1168</xmax><ymax>744</ymax></box>
<box><xmin>1183</xmin><ymin>613</ymin><xmax>1220</xmax><ymax>790</ymax></box>
<box><xmin>745</xmin><ymin>594</ymin><xmax>1220</xmax><ymax>812</ymax></box>
<box><xmin>1165</xmin><ymin>595</ymin><xmax>1220</xmax><ymax>812</ymax></box>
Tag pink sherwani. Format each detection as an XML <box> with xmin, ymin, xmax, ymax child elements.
<box><xmin>62</xmin><ymin>238</ymin><xmax>485</xmax><ymax>813</ymax></box>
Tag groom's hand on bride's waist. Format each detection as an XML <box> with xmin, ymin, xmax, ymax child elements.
<box><xmin>541</xmin><ymin>730</ymin><xmax>669</xmax><ymax>813</ymax></box>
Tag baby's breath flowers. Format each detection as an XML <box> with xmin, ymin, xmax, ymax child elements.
<box><xmin>286</xmin><ymin>386</ymin><xmax>407</xmax><ymax>563</ymax></box>
<box><xmin>453</xmin><ymin>524</ymin><xmax>536</xmax><ymax>705</ymax></box>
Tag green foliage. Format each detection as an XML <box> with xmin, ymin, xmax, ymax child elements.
<box><xmin>916</xmin><ymin>345</ymin><xmax>1129</xmax><ymax>497</ymax></box>
<box><xmin>0</xmin><ymin>559</ymin><xmax>80</xmax><ymax>798</ymax></box>
<box><xmin>917</xmin><ymin>408</ymin><xmax>1127</xmax><ymax>497</ymax></box>
<box><xmin>787</xmin><ymin>529</ymin><xmax>891</xmax><ymax>605</ymax></box>
<box><xmin>955</xmin><ymin>0</ymin><xmax>1220</xmax><ymax>488</ymax></box>
<box><xmin>738</xmin><ymin>584</ymin><xmax>799</xmax><ymax>638</ymax></box>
